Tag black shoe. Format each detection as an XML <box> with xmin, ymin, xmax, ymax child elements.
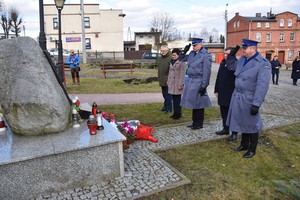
<box><xmin>164</xmin><ymin>110</ymin><xmax>171</xmax><ymax>114</ymax></box>
<box><xmin>216</xmin><ymin>129</ymin><xmax>230</xmax><ymax>135</ymax></box>
<box><xmin>170</xmin><ymin>114</ymin><xmax>175</xmax><ymax>118</ymax></box>
<box><xmin>233</xmin><ymin>146</ymin><xmax>248</xmax><ymax>151</ymax></box>
<box><xmin>228</xmin><ymin>133</ymin><xmax>238</xmax><ymax>141</ymax></box>
<box><xmin>243</xmin><ymin>151</ymin><xmax>256</xmax><ymax>158</ymax></box>
<box><xmin>161</xmin><ymin>107</ymin><xmax>167</xmax><ymax>111</ymax></box>
<box><xmin>187</xmin><ymin>123</ymin><xmax>193</xmax><ymax>128</ymax></box>
<box><xmin>276</xmin><ymin>83</ymin><xmax>279</xmax><ymax>85</ymax></box>
<box><xmin>191</xmin><ymin>125</ymin><xmax>203</xmax><ymax>130</ymax></box>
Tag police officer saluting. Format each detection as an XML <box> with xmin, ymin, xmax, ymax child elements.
<box><xmin>181</xmin><ymin>38</ymin><xmax>212</xmax><ymax>130</ymax></box>
<box><xmin>226</xmin><ymin>39</ymin><xmax>271</xmax><ymax>158</ymax></box>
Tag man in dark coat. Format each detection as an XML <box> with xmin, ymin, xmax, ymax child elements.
<box><xmin>181</xmin><ymin>38</ymin><xmax>212</xmax><ymax>130</ymax></box>
<box><xmin>226</xmin><ymin>39</ymin><xmax>271</xmax><ymax>158</ymax></box>
<box><xmin>157</xmin><ymin>45</ymin><xmax>172</xmax><ymax>113</ymax></box>
<box><xmin>270</xmin><ymin>55</ymin><xmax>282</xmax><ymax>85</ymax></box>
<box><xmin>214</xmin><ymin>46</ymin><xmax>239</xmax><ymax>141</ymax></box>
<box><xmin>291</xmin><ymin>56</ymin><xmax>300</xmax><ymax>85</ymax></box>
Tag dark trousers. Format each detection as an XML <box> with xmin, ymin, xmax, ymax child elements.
<box><xmin>71</xmin><ymin>68</ymin><xmax>80</xmax><ymax>79</ymax></box>
<box><xmin>241</xmin><ymin>132</ymin><xmax>259</xmax><ymax>152</ymax></box>
<box><xmin>161</xmin><ymin>86</ymin><xmax>172</xmax><ymax>112</ymax></box>
<box><xmin>192</xmin><ymin>108</ymin><xmax>204</xmax><ymax>127</ymax></box>
<box><xmin>272</xmin><ymin>72</ymin><xmax>279</xmax><ymax>84</ymax></box>
<box><xmin>220</xmin><ymin>106</ymin><xmax>229</xmax><ymax>131</ymax></box>
<box><xmin>172</xmin><ymin>95</ymin><xmax>182</xmax><ymax>114</ymax></box>
<box><xmin>293</xmin><ymin>79</ymin><xmax>298</xmax><ymax>85</ymax></box>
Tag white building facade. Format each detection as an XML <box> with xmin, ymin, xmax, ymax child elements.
<box><xmin>44</xmin><ymin>4</ymin><xmax>125</xmax><ymax>55</ymax></box>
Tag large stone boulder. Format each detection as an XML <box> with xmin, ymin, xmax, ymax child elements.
<box><xmin>0</xmin><ymin>37</ymin><xmax>71</xmax><ymax>136</ymax></box>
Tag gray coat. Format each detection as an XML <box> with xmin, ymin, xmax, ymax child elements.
<box><xmin>167</xmin><ymin>60</ymin><xmax>186</xmax><ymax>95</ymax></box>
<box><xmin>181</xmin><ymin>48</ymin><xmax>212</xmax><ymax>109</ymax></box>
<box><xmin>226</xmin><ymin>53</ymin><xmax>271</xmax><ymax>133</ymax></box>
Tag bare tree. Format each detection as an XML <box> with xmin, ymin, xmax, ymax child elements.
<box><xmin>9</xmin><ymin>7</ymin><xmax>22</xmax><ymax>37</ymax></box>
<box><xmin>149</xmin><ymin>11</ymin><xmax>176</xmax><ymax>43</ymax></box>
<box><xmin>200</xmin><ymin>27</ymin><xmax>209</xmax><ymax>43</ymax></box>
<box><xmin>209</xmin><ymin>28</ymin><xmax>219</xmax><ymax>43</ymax></box>
<box><xmin>1</xmin><ymin>13</ymin><xmax>11</xmax><ymax>39</ymax></box>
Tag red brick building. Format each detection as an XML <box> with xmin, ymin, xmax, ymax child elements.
<box><xmin>227</xmin><ymin>11</ymin><xmax>300</xmax><ymax>65</ymax></box>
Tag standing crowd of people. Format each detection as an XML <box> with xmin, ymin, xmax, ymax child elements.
<box><xmin>157</xmin><ymin>38</ymin><xmax>285</xmax><ymax>158</ymax></box>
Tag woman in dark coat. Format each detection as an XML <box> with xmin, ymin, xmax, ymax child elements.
<box><xmin>291</xmin><ymin>56</ymin><xmax>300</xmax><ymax>85</ymax></box>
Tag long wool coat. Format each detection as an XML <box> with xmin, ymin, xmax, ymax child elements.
<box><xmin>226</xmin><ymin>53</ymin><xmax>271</xmax><ymax>133</ymax></box>
<box><xmin>291</xmin><ymin>59</ymin><xmax>300</xmax><ymax>80</ymax></box>
<box><xmin>181</xmin><ymin>48</ymin><xmax>212</xmax><ymax>109</ymax></box>
<box><xmin>167</xmin><ymin>60</ymin><xmax>186</xmax><ymax>95</ymax></box>
<box><xmin>214</xmin><ymin>58</ymin><xmax>236</xmax><ymax>107</ymax></box>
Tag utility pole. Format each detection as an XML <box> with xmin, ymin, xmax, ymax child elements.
<box><xmin>224</xmin><ymin>3</ymin><xmax>228</xmax><ymax>48</ymax></box>
<box><xmin>80</xmin><ymin>0</ymin><xmax>87</xmax><ymax>64</ymax></box>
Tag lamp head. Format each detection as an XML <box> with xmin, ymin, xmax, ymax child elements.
<box><xmin>54</xmin><ymin>0</ymin><xmax>65</xmax><ymax>9</ymax></box>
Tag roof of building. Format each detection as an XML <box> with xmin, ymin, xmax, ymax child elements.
<box><xmin>135</xmin><ymin>31</ymin><xmax>162</xmax><ymax>35</ymax></box>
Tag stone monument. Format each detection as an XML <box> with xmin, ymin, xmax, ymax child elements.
<box><xmin>0</xmin><ymin>37</ymin><xmax>71</xmax><ymax>136</ymax></box>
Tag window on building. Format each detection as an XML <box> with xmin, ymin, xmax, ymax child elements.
<box><xmin>148</xmin><ymin>36</ymin><xmax>152</xmax><ymax>38</ymax></box>
<box><xmin>139</xmin><ymin>36</ymin><xmax>144</xmax><ymax>38</ymax></box>
<box><xmin>290</xmin><ymin>32</ymin><xmax>295</xmax><ymax>41</ymax></box>
<box><xmin>266</xmin><ymin>33</ymin><xmax>271</xmax><ymax>42</ymax></box>
<box><xmin>288</xmin><ymin>50</ymin><xmax>294</xmax><ymax>61</ymax></box>
<box><xmin>280</xmin><ymin>32</ymin><xmax>285</xmax><ymax>42</ymax></box>
<box><xmin>256</xmin><ymin>33</ymin><xmax>261</xmax><ymax>42</ymax></box>
<box><xmin>234</xmin><ymin>22</ymin><xmax>236</xmax><ymax>28</ymax></box>
<box><xmin>280</xmin><ymin>19</ymin><xmax>284</xmax><ymax>27</ymax></box>
<box><xmin>84</xmin><ymin>17</ymin><xmax>90</xmax><ymax>28</ymax></box>
<box><xmin>53</xmin><ymin>18</ymin><xmax>58</xmax><ymax>29</ymax></box>
<box><xmin>265</xmin><ymin>22</ymin><xmax>270</xmax><ymax>28</ymax></box>
<box><xmin>237</xmin><ymin>21</ymin><xmax>240</xmax><ymax>27</ymax></box>
<box><xmin>257</xmin><ymin>22</ymin><xmax>261</xmax><ymax>28</ymax></box>
<box><xmin>288</xmin><ymin>19</ymin><xmax>293</xmax><ymax>27</ymax></box>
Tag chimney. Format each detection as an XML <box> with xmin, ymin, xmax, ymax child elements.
<box><xmin>256</xmin><ymin>13</ymin><xmax>261</xmax><ymax>17</ymax></box>
<box><xmin>235</xmin><ymin>12</ymin><xmax>239</xmax><ymax>16</ymax></box>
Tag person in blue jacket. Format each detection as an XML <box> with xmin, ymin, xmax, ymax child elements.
<box><xmin>226</xmin><ymin>39</ymin><xmax>271</xmax><ymax>158</ymax></box>
<box><xmin>181</xmin><ymin>38</ymin><xmax>212</xmax><ymax>130</ymax></box>
<box><xmin>66</xmin><ymin>50</ymin><xmax>81</xmax><ymax>85</ymax></box>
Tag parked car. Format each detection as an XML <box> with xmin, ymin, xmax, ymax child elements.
<box><xmin>48</xmin><ymin>48</ymin><xmax>70</xmax><ymax>56</ymax></box>
<box><xmin>142</xmin><ymin>52</ymin><xmax>160</xmax><ymax>60</ymax></box>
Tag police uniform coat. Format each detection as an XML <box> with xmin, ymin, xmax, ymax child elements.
<box><xmin>167</xmin><ymin>60</ymin><xmax>186</xmax><ymax>95</ymax></box>
<box><xmin>214</xmin><ymin>58</ymin><xmax>236</xmax><ymax>106</ymax></box>
<box><xmin>226</xmin><ymin>53</ymin><xmax>271</xmax><ymax>133</ymax></box>
<box><xmin>181</xmin><ymin>48</ymin><xmax>212</xmax><ymax>109</ymax></box>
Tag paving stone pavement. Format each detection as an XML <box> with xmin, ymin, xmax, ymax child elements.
<box><xmin>35</xmin><ymin>64</ymin><xmax>300</xmax><ymax>200</ymax></box>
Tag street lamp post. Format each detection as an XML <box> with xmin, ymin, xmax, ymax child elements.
<box><xmin>39</xmin><ymin>0</ymin><xmax>47</xmax><ymax>51</ymax></box>
<box><xmin>54</xmin><ymin>0</ymin><xmax>65</xmax><ymax>85</ymax></box>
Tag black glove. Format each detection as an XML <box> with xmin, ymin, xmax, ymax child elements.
<box><xmin>250</xmin><ymin>105</ymin><xmax>259</xmax><ymax>115</ymax></box>
<box><xmin>199</xmin><ymin>87</ymin><xmax>206</xmax><ymax>96</ymax></box>
<box><xmin>182</xmin><ymin>43</ymin><xmax>191</xmax><ymax>55</ymax></box>
<box><xmin>229</xmin><ymin>45</ymin><xmax>240</xmax><ymax>56</ymax></box>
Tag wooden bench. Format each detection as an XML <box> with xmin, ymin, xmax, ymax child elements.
<box><xmin>100</xmin><ymin>63</ymin><xmax>134</xmax><ymax>79</ymax></box>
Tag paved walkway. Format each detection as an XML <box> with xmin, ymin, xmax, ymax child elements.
<box><xmin>35</xmin><ymin>64</ymin><xmax>300</xmax><ymax>200</ymax></box>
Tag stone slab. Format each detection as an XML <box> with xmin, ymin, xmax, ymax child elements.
<box><xmin>0</xmin><ymin>118</ymin><xmax>126</xmax><ymax>199</ymax></box>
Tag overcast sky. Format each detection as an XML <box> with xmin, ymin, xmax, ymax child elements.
<box><xmin>2</xmin><ymin>0</ymin><xmax>300</xmax><ymax>40</ymax></box>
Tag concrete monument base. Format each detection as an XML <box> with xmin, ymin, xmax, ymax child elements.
<box><xmin>0</xmin><ymin>118</ymin><xmax>125</xmax><ymax>199</ymax></box>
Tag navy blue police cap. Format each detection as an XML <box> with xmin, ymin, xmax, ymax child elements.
<box><xmin>241</xmin><ymin>39</ymin><xmax>259</xmax><ymax>48</ymax></box>
<box><xmin>192</xmin><ymin>38</ymin><xmax>203</xmax><ymax>46</ymax></box>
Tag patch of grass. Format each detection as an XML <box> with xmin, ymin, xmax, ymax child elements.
<box><xmin>66</xmin><ymin>78</ymin><xmax>161</xmax><ymax>94</ymax></box>
<box><xmin>138</xmin><ymin>123</ymin><xmax>300</xmax><ymax>200</ymax></box>
<box><xmin>101</xmin><ymin>103</ymin><xmax>220</xmax><ymax>127</ymax></box>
